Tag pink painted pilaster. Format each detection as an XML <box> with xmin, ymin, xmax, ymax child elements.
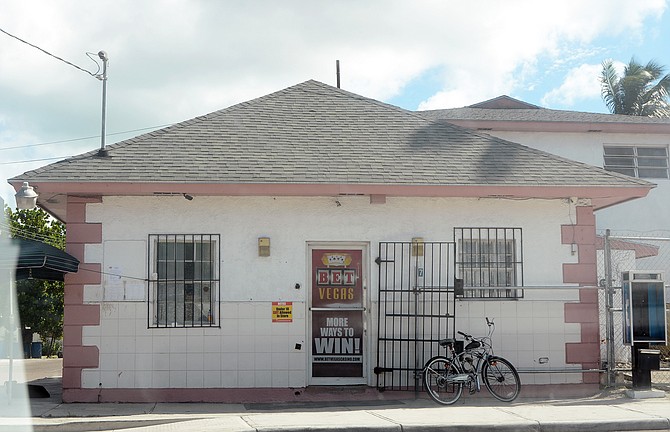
<box><xmin>62</xmin><ymin>196</ymin><xmax>102</xmax><ymax>402</ymax></box>
<box><xmin>561</xmin><ymin>206</ymin><xmax>600</xmax><ymax>383</ymax></box>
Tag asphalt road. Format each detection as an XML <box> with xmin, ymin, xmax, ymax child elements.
<box><xmin>0</xmin><ymin>358</ymin><xmax>62</xmax><ymax>383</ymax></box>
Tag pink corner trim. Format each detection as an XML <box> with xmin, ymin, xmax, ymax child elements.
<box><xmin>67</xmin><ymin>222</ymin><xmax>102</xmax><ymax>244</ymax></box>
<box><xmin>562</xmin><ymin>263</ymin><xmax>596</xmax><ymax>285</ymax></box>
<box><xmin>560</xmin><ymin>225</ymin><xmax>596</xmax><ymax>245</ymax></box>
<box><xmin>62</xmin><ymin>367</ymin><xmax>82</xmax><ymax>389</ymax></box>
<box><xmin>63</xmin><ymin>304</ymin><xmax>100</xmax><ymax>326</ymax></box>
<box><xmin>565</xmin><ymin>342</ymin><xmax>599</xmax><ymax>364</ymax></box>
<box><xmin>562</xmin><ymin>206</ymin><xmax>601</xmax><ymax>377</ymax></box>
<box><xmin>579</xmin><ymin>288</ymin><xmax>598</xmax><ymax>304</ymax></box>
<box><xmin>564</xmin><ymin>303</ymin><xmax>598</xmax><ymax>324</ymax></box>
<box><xmin>63</xmin><ymin>195</ymin><xmax>102</xmax><ymax>395</ymax></box>
<box><xmin>576</xmin><ymin>206</ymin><xmax>596</xmax><ymax>225</ymax></box>
<box><xmin>65</xmin><ymin>263</ymin><xmax>101</xmax><ymax>285</ymax></box>
<box><xmin>63</xmin><ymin>345</ymin><xmax>99</xmax><ymax>368</ymax></box>
<box><xmin>63</xmin><ymin>285</ymin><xmax>85</xmax><ymax>305</ymax></box>
<box><xmin>63</xmin><ymin>326</ymin><xmax>82</xmax><ymax>345</ymax></box>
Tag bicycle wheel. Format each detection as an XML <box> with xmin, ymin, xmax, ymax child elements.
<box><xmin>423</xmin><ymin>356</ymin><xmax>463</xmax><ymax>405</ymax></box>
<box><xmin>482</xmin><ymin>356</ymin><xmax>520</xmax><ymax>402</ymax></box>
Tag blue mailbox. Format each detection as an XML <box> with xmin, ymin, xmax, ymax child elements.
<box><xmin>622</xmin><ymin>271</ymin><xmax>667</xmax><ymax>345</ymax></box>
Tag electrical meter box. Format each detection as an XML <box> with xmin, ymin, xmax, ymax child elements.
<box><xmin>622</xmin><ymin>271</ymin><xmax>667</xmax><ymax>345</ymax></box>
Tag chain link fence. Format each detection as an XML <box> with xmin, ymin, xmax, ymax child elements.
<box><xmin>598</xmin><ymin>230</ymin><xmax>670</xmax><ymax>389</ymax></box>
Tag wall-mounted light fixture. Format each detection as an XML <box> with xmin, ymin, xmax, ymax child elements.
<box><xmin>183</xmin><ymin>193</ymin><xmax>193</xmax><ymax>201</ymax></box>
<box><xmin>15</xmin><ymin>182</ymin><xmax>38</xmax><ymax>210</ymax></box>
<box><xmin>411</xmin><ymin>237</ymin><xmax>424</xmax><ymax>257</ymax></box>
<box><xmin>258</xmin><ymin>237</ymin><xmax>270</xmax><ymax>257</ymax></box>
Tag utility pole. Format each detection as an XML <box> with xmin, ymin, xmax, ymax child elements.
<box><xmin>97</xmin><ymin>51</ymin><xmax>109</xmax><ymax>157</ymax></box>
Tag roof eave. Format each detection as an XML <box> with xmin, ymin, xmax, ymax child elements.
<box><xmin>445</xmin><ymin>119</ymin><xmax>670</xmax><ymax>134</ymax></box>
<box><xmin>11</xmin><ymin>180</ymin><xmax>653</xmax><ymax>222</ymax></box>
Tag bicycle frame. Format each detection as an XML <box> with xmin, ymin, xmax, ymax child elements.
<box><xmin>423</xmin><ymin>317</ymin><xmax>521</xmax><ymax>405</ymax></box>
<box><xmin>444</xmin><ymin>323</ymin><xmax>495</xmax><ymax>393</ymax></box>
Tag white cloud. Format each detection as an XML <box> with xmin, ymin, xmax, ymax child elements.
<box><xmin>541</xmin><ymin>63</ymin><xmax>603</xmax><ymax>108</ymax></box>
<box><xmin>0</xmin><ymin>0</ymin><xmax>668</xmax><ymax>203</ymax></box>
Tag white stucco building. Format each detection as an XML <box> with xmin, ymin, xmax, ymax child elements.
<box><xmin>9</xmin><ymin>81</ymin><xmax>653</xmax><ymax>402</ymax></box>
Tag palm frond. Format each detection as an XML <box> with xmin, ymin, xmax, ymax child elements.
<box><xmin>600</xmin><ymin>60</ymin><xmax>622</xmax><ymax>114</ymax></box>
<box><xmin>601</xmin><ymin>57</ymin><xmax>670</xmax><ymax>117</ymax></box>
<box><xmin>643</xmin><ymin>59</ymin><xmax>666</xmax><ymax>80</ymax></box>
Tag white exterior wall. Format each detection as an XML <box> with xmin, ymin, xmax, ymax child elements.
<box><xmin>489</xmin><ymin>131</ymin><xmax>670</xmax><ymax>233</ymax></box>
<box><xmin>80</xmin><ymin>195</ymin><xmax>584</xmax><ymax>389</ymax></box>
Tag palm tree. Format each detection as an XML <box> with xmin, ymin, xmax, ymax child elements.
<box><xmin>600</xmin><ymin>58</ymin><xmax>670</xmax><ymax>117</ymax></box>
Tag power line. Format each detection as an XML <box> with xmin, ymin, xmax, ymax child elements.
<box><xmin>0</xmin><ymin>222</ymin><xmax>64</xmax><ymax>245</ymax></box>
<box><xmin>0</xmin><ymin>156</ymin><xmax>69</xmax><ymax>165</ymax></box>
<box><xmin>79</xmin><ymin>266</ymin><xmax>148</xmax><ymax>282</ymax></box>
<box><xmin>0</xmin><ymin>124</ymin><xmax>174</xmax><ymax>152</ymax></box>
<box><xmin>0</xmin><ymin>27</ymin><xmax>98</xmax><ymax>78</ymax></box>
<box><xmin>0</xmin><ymin>123</ymin><xmax>174</xmax><ymax>164</ymax></box>
<box><xmin>3</xmin><ymin>230</ymin><xmax>147</xmax><ymax>282</ymax></box>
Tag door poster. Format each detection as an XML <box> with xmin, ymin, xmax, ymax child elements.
<box><xmin>311</xmin><ymin>249</ymin><xmax>364</xmax><ymax>378</ymax></box>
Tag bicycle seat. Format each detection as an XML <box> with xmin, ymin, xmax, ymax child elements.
<box><xmin>438</xmin><ymin>338</ymin><xmax>456</xmax><ymax>347</ymax></box>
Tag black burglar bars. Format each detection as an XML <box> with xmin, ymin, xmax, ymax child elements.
<box><xmin>148</xmin><ymin>234</ymin><xmax>220</xmax><ymax>328</ymax></box>
<box><xmin>375</xmin><ymin>241</ymin><xmax>457</xmax><ymax>391</ymax></box>
<box><xmin>454</xmin><ymin>227</ymin><xmax>523</xmax><ymax>299</ymax></box>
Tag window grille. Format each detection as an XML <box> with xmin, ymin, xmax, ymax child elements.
<box><xmin>603</xmin><ymin>145</ymin><xmax>669</xmax><ymax>179</ymax></box>
<box><xmin>148</xmin><ymin>234</ymin><xmax>220</xmax><ymax>328</ymax></box>
<box><xmin>454</xmin><ymin>228</ymin><xmax>523</xmax><ymax>299</ymax></box>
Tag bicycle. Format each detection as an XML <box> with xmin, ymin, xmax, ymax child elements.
<box><xmin>423</xmin><ymin>317</ymin><xmax>521</xmax><ymax>405</ymax></box>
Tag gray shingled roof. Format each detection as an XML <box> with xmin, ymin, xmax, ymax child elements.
<box><xmin>419</xmin><ymin>103</ymin><xmax>670</xmax><ymax>124</ymax></box>
<box><xmin>12</xmin><ymin>80</ymin><xmax>651</xmax><ymax>188</ymax></box>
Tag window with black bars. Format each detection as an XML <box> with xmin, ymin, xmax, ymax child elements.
<box><xmin>454</xmin><ymin>228</ymin><xmax>523</xmax><ymax>299</ymax></box>
<box><xmin>148</xmin><ymin>234</ymin><xmax>220</xmax><ymax>328</ymax></box>
<box><xmin>603</xmin><ymin>145</ymin><xmax>669</xmax><ymax>179</ymax></box>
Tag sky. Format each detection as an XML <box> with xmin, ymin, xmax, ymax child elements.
<box><xmin>1</xmin><ymin>0</ymin><xmax>670</xmax><ymax>207</ymax></box>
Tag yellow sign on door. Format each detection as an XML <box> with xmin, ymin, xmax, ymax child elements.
<box><xmin>272</xmin><ymin>302</ymin><xmax>293</xmax><ymax>322</ymax></box>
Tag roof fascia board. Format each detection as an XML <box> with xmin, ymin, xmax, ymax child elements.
<box><xmin>447</xmin><ymin>119</ymin><xmax>670</xmax><ymax>134</ymax></box>
<box><xmin>17</xmin><ymin>181</ymin><xmax>652</xmax><ymax>211</ymax></box>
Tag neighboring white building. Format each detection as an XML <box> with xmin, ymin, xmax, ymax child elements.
<box><xmin>422</xmin><ymin>96</ymin><xmax>670</xmax><ymax>292</ymax></box>
<box><xmin>9</xmin><ymin>81</ymin><xmax>653</xmax><ymax>402</ymax></box>
<box><xmin>421</xmin><ymin>95</ymin><xmax>670</xmax><ymax>240</ymax></box>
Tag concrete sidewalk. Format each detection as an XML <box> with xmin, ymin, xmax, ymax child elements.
<box><xmin>5</xmin><ymin>383</ymin><xmax>670</xmax><ymax>432</ymax></box>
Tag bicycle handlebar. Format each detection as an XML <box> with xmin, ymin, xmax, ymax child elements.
<box><xmin>457</xmin><ymin>318</ymin><xmax>495</xmax><ymax>341</ymax></box>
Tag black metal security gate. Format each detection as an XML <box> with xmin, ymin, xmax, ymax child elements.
<box><xmin>375</xmin><ymin>241</ymin><xmax>458</xmax><ymax>391</ymax></box>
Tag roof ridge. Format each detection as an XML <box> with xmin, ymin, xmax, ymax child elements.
<box><xmin>468</xmin><ymin>95</ymin><xmax>543</xmax><ymax>109</ymax></box>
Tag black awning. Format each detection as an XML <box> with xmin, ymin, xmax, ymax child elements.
<box><xmin>9</xmin><ymin>237</ymin><xmax>80</xmax><ymax>282</ymax></box>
